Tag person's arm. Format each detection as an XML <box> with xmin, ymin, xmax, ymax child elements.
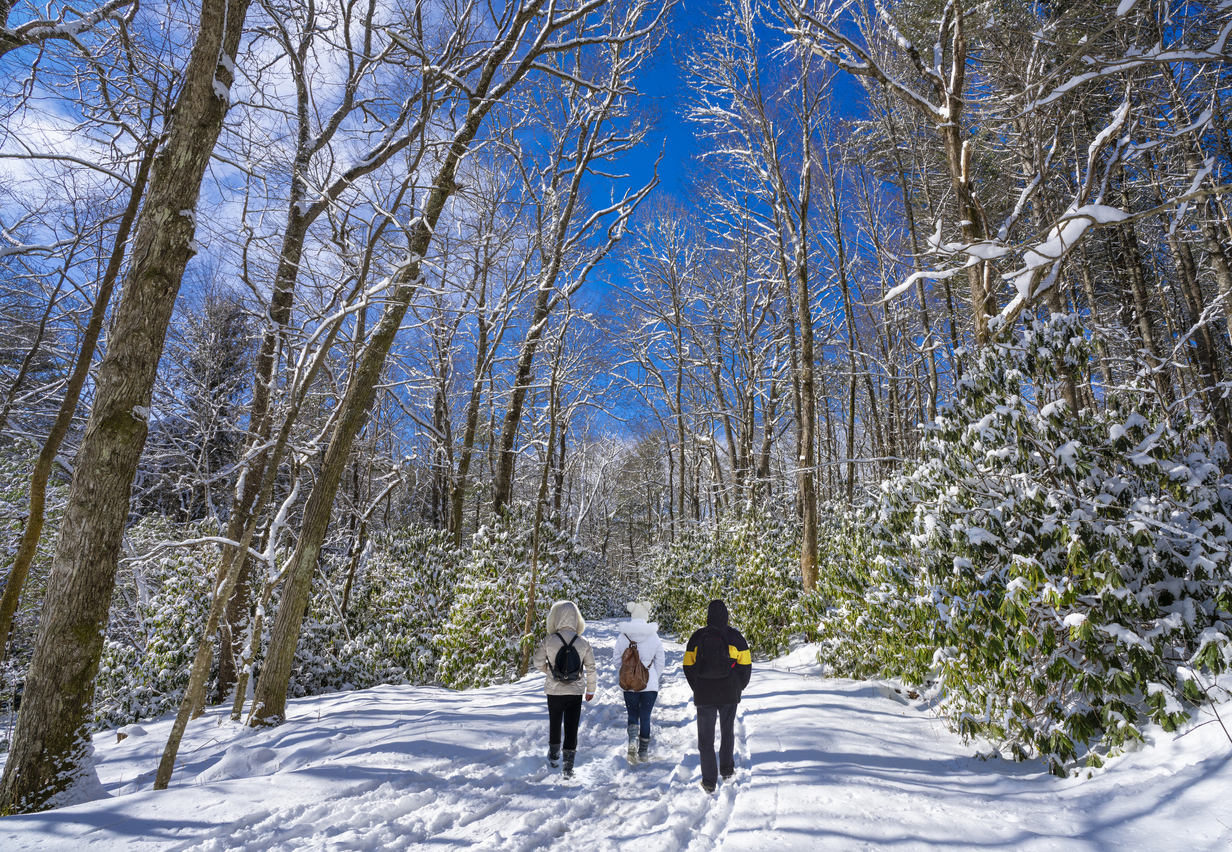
<box><xmin>584</xmin><ymin>641</ymin><xmax>597</xmax><ymax>699</ymax></box>
<box><xmin>682</xmin><ymin>631</ymin><xmax>699</xmax><ymax>690</ymax></box>
<box><xmin>731</xmin><ymin>628</ymin><xmax>752</xmax><ymax>690</ymax></box>
<box><xmin>652</xmin><ymin>637</ymin><xmax>665</xmax><ymax>682</ymax></box>
<box><xmin>532</xmin><ymin>634</ymin><xmax>551</xmax><ymax>677</ymax></box>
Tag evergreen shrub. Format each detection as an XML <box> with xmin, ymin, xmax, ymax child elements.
<box><xmin>94</xmin><ymin>518</ymin><xmax>218</xmax><ymax>730</ymax></box>
<box><xmin>820</xmin><ymin>315</ymin><xmax>1232</xmax><ymax>772</ymax></box>
<box><xmin>435</xmin><ymin>506</ymin><xmax>602</xmax><ymax>689</ymax></box>
<box><xmin>290</xmin><ymin>526</ymin><xmax>463</xmax><ymax>696</ymax></box>
<box><xmin>645</xmin><ymin>502</ymin><xmax>815</xmax><ymax>658</ymax></box>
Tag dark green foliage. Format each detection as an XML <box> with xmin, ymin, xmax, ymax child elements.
<box><xmin>646</xmin><ymin>501</ymin><xmax>813</xmax><ymax>658</ymax></box>
<box><xmin>435</xmin><ymin>506</ymin><xmax>606</xmax><ymax>690</ymax></box>
<box><xmin>94</xmin><ymin>518</ymin><xmax>218</xmax><ymax>730</ymax></box>
<box><xmin>818</xmin><ymin>316</ymin><xmax>1232</xmax><ymax>770</ymax></box>
<box><xmin>290</xmin><ymin>527</ymin><xmax>464</xmax><ymax>696</ymax></box>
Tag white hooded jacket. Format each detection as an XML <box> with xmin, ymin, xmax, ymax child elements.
<box><xmin>614</xmin><ymin>619</ymin><xmax>666</xmax><ymax>693</ymax></box>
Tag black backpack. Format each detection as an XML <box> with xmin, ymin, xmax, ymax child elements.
<box><xmin>693</xmin><ymin>626</ymin><xmax>735</xmax><ymax>680</ymax></box>
<box><xmin>550</xmin><ymin>632</ymin><xmax>583</xmax><ymax>683</ymax></box>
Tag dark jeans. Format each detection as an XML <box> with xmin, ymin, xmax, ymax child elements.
<box><xmin>623</xmin><ymin>690</ymin><xmax>658</xmax><ymax>738</ymax></box>
<box><xmin>547</xmin><ymin>694</ymin><xmax>583</xmax><ymax>751</ymax></box>
<box><xmin>696</xmin><ymin>703</ymin><xmax>737</xmax><ymax>784</ymax></box>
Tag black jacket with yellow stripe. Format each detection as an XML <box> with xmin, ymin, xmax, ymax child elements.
<box><xmin>683</xmin><ymin>600</ymin><xmax>752</xmax><ymax>706</ymax></box>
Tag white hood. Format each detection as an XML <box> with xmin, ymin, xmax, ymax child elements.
<box><xmin>620</xmin><ymin>618</ymin><xmax>660</xmax><ymax>643</ymax></box>
<box><xmin>546</xmin><ymin>600</ymin><xmax>586</xmax><ymax>635</ymax></box>
<box><xmin>616</xmin><ymin>618</ymin><xmax>665</xmax><ymax>692</ymax></box>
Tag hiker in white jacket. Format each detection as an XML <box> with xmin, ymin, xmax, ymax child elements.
<box><xmin>613</xmin><ymin>601</ymin><xmax>666</xmax><ymax>764</ymax></box>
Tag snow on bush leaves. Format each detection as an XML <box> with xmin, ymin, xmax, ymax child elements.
<box><xmin>95</xmin><ymin>517</ymin><xmax>218</xmax><ymax>730</ymax></box>
<box><xmin>820</xmin><ymin>315</ymin><xmax>1232</xmax><ymax>773</ymax></box>
<box><xmin>646</xmin><ymin>501</ymin><xmax>817</xmax><ymax>658</ymax></box>
<box><xmin>289</xmin><ymin>527</ymin><xmax>463</xmax><ymax>696</ymax></box>
<box><xmin>435</xmin><ymin>506</ymin><xmax>608</xmax><ymax>690</ymax></box>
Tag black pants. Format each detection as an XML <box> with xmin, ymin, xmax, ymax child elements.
<box><xmin>696</xmin><ymin>703</ymin><xmax>737</xmax><ymax>784</ymax></box>
<box><xmin>547</xmin><ymin>694</ymin><xmax>583</xmax><ymax>750</ymax></box>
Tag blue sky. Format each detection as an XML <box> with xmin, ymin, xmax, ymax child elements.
<box><xmin>591</xmin><ymin>0</ymin><xmax>869</xmax><ymax>302</ymax></box>
<box><xmin>621</xmin><ymin>0</ymin><xmax>868</xmax><ymax>200</ymax></box>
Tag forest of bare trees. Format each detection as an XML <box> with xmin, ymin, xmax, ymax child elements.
<box><xmin>0</xmin><ymin>0</ymin><xmax>1229</xmax><ymax>813</ymax></box>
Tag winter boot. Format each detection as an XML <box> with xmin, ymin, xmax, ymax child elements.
<box><xmin>548</xmin><ymin>744</ymin><xmax>560</xmax><ymax>768</ymax></box>
<box><xmin>638</xmin><ymin>735</ymin><xmax>650</xmax><ymax>763</ymax></box>
<box><xmin>626</xmin><ymin>724</ymin><xmax>639</xmax><ymax>763</ymax></box>
<box><xmin>562</xmin><ymin>749</ymin><xmax>576</xmax><ymax>778</ymax></box>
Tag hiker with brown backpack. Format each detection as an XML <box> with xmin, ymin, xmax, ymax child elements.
<box><xmin>614</xmin><ymin>601</ymin><xmax>666</xmax><ymax>765</ymax></box>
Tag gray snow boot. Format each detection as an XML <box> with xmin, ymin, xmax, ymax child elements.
<box><xmin>562</xmin><ymin>749</ymin><xmax>576</xmax><ymax>778</ymax></box>
<box><xmin>638</xmin><ymin>735</ymin><xmax>650</xmax><ymax>763</ymax></box>
<box><xmin>548</xmin><ymin>744</ymin><xmax>560</xmax><ymax>767</ymax></box>
<box><xmin>627</xmin><ymin>724</ymin><xmax>639</xmax><ymax>763</ymax></box>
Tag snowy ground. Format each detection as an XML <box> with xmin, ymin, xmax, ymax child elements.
<box><xmin>3</xmin><ymin>620</ymin><xmax>1230</xmax><ymax>850</ymax></box>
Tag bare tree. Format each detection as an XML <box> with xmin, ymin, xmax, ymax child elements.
<box><xmin>249</xmin><ymin>0</ymin><xmax>667</xmax><ymax>726</ymax></box>
<box><xmin>0</xmin><ymin>0</ymin><xmax>134</xmax><ymax>60</ymax></box>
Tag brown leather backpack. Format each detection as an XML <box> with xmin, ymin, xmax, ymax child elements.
<box><xmin>619</xmin><ymin>639</ymin><xmax>650</xmax><ymax>691</ymax></box>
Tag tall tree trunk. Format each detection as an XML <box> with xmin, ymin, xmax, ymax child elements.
<box><xmin>552</xmin><ymin>415</ymin><xmax>567</xmax><ymax>520</ymax></box>
<box><xmin>491</xmin><ymin>286</ymin><xmax>555</xmax><ymax>515</ymax></box>
<box><xmin>1075</xmin><ymin>243</ymin><xmax>1115</xmax><ymax>391</ymax></box>
<box><xmin>1119</xmin><ymin>218</ymin><xmax>1175</xmax><ymax>407</ymax></box>
<box><xmin>0</xmin><ymin>0</ymin><xmax>250</xmax><ymax>813</ymax></box>
<box><xmin>517</xmin><ymin>338</ymin><xmax>562</xmax><ymax>677</ymax></box>
<box><xmin>1146</xmin><ymin>153</ymin><xmax>1231</xmax><ymax>447</ymax></box>
<box><xmin>450</xmin><ymin>310</ymin><xmax>491</xmax><ymax>545</ymax></box>
<box><xmin>213</xmin><ymin>8</ymin><xmax>425</xmax><ymax>698</ymax></box>
<box><xmin>879</xmin><ymin>85</ymin><xmax>938</xmax><ymax>420</ymax></box>
<box><xmin>796</xmin><ymin>229</ymin><xmax>818</xmax><ymax>590</ymax></box>
<box><xmin>756</xmin><ymin>376</ymin><xmax>777</xmax><ymax>498</ymax></box>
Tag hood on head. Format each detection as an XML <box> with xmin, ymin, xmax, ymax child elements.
<box><xmin>620</xmin><ymin>618</ymin><xmax>660</xmax><ymax>643</ymax></box>
<box><xmin>546</xmin><ymin>600</ymin><xmax>585</xmax><ymax>635</ymax></box>
<box><xmin>706</xmin><ymin>599</ymin><xmax>729</xmax><ymax>629</ymax></box>
<box><xmin>626</xmin><ymin>601</ymin><xmax>652</xmax><ymax>622</ymax></box>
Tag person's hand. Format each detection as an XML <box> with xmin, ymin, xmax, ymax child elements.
<box><xmin>584</xmin><ymin>693</ymin><xmax>594</xmax><ymax>702</ymax></box>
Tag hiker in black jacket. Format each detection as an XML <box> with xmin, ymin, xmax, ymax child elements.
<box><xmin>683</xmin><ymin>599</ymin><xmax>751</xmax><ymax>793</ymax></box>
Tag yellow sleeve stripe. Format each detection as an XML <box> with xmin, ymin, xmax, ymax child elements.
<box><xmin>729</xmin><ymin>646</ymin><xmax>751</xmax><ymax>665</ymax></box>
<box><xmin>683</xmin><ymin>650</ymin><xmax>696</xmax><ymax>666</ymax></box>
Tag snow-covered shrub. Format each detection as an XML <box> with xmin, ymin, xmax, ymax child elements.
<box><xmin>289</xmin><ymin>527</ymin><xmax>462</xmax><ymax>695</ymax></box>
<box><xmin>561</xmin><ymin>543</ymin><xmax>625</xmax><ymax>621</ymax></box>
<box><xmin>435</xmin><ymin>506</ymin><xmax>596</xmax><ymax>690</ymax></box>
<box><xmin>94</xmin><ymin>517</ymin><xmax>219</xmax><ymax>730</ymax></box>
<box><xmin>646</xmin><ymin>502</ymin><xmax>808</xmax><ymax>657</ymax></box>
<box><xmin>645</xmin><ymin>526</ymin><xmax>719</xmax><ymax>640</ymax></box>
<box><xmin>808</xmin><ymin>510</ymin><xmax>886</xmax><ymax>675</ymax></box>
<box><xmin>824</xmin><ymin>315</ymin><xmax>1232</xmax><ymax>772</ymax></box>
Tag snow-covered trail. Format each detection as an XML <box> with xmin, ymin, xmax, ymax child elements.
<box><xmin>3</xmin><ymin>621</ymin><xmax>1230</xmax><ymax>850</ymax></box>
<box><xmin>731</xmin><ymin>646</ymin><xmax>1231</xmax><ymax>851</ymax></box>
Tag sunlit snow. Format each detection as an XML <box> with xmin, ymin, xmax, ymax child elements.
<box><xmin>3</xmin><ymin>621</ymin><xmax>1229</xmax><ymax>851</ymax></box>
